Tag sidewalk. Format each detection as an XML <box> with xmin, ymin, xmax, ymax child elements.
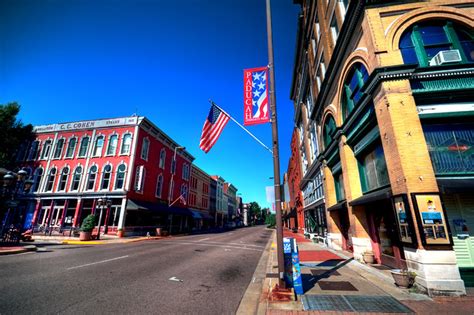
<box><xmin>241</xmin><ymin>228</ymin><xmax>474</xmax><ymax>315</ymax></box>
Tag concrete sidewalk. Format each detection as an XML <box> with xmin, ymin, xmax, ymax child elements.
<box><xmin>240</xmin><ymin>228</ymin><xmax>474</xmax><ymax>315</ymax></box>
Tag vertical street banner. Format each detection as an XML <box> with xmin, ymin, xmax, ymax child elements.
<box><xmin>243</xmin><ymin>67</ymin><xmax>270</xmax><ymax>125</ymax></box>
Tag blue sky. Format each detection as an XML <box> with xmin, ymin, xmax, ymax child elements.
<box><xmin>0</xmin><ymin>0</ymin><xmax>300</xmax><ymax>209</ymax></box>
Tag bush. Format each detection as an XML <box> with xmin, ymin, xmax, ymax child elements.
<box><xmin>265</xmin><ymin>213</ymin><xmax>276</xmax><ymax>228</ymax></box>
<box><xmin>80</xmin><ymin>214</ymin><xmax>97</xmax><ymax>232</ymax></box>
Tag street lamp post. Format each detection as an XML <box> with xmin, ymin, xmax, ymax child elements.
<box><xmin>1</xmin><ymin>169</ymin><xmax>33</xmax><ymax>243</ymax></box>
<box><xmin>96</xmin><ymin>197</ymin><xmax>111</xmax><ymax>240</ymax></box>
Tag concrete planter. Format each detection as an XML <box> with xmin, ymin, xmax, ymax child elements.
<box><xmin>79</xmin><ymin>231</ymin><xmax>92</xmax><ymax>241</ymax></box>
<box><xmin>363</xmin><ymin>252</ymin><xmax>375</xmax><ymax>264</ymax></box>
<box><xmin>391</xmin><ymin>269</ymin><xmax>415</xmax><ymax>288</ymax></box>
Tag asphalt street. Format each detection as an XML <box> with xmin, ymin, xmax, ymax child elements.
<box><xmin>0</xmin><ymin>226</ymin><xmax>272</xmax><ymax>315</ymax></box>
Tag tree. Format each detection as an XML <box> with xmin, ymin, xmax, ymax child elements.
<box><xmin>248</xmin><ymin>201</ymin><xmax>261</xmax><ymax>225</ymax></box>
<box><xmin>0</xmin><ymin>102</ymin><xmax>34</xmax><ymax>169</ymax></box>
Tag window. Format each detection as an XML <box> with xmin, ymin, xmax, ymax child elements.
<box><xmin>400</xmin><ymin>20</ymin><xmax>474</xmax><ymax>66</ymax></box>
<box><xmin>316</xmin><ymin>54</ymin><xmax>326</xmax><ymax>91</ymax></box>
<box><xmin>70</xmin><ymin>166</ymin><xmax>82</xmax><ymax>191</ymax></box>
<box><xmin>57</xmin><ymin>167</ymin><xmax>69</xmax><ymax>191</ymax></box>
<box><xmin>171</xmin><ymin>158</ymin><xmax>176</xmax><ymax>174</ymax></box>
<box><xmin>156</xmin><ymin>174</ymin><xmax>164</xmax><ymax>198</ymax></box>
<box><xmin>78</xmin><ymin>136</ymin><xmax>90</xmax><ymax>157</ymax></box>
<box><xmin>334</xmin><ymin>172</ymin><xmax>345</xmax><ymax>202</ymax></box>
<box><xmin>168</xmin><ymin>179</ymin><xmax>174</xmax><ymax>202</ymax></box>
<box><xmin>53</xmin><ymin>138</ymin><xmax>65</xmax><ymax>159</ymax></box>
<box><xmin>341</xmin><ymin>63</ymin><xmax>369</xmax><ymax>121</ymax></box>
<box><xmin>306</xmin><ymin>85</ymin><xmax>314</xmax><ymax>119</ymax></box>
<box><xmin>101</xmin><ymin>164</ymin><xmax>112</xmax><ymax>190</ymax></box>
<box><xmin>339</xmin><ymin>0</ymin><xmax>349</xmax><ymax>20</ymax></box>
<box><xmin>86</xmin><ymin>165</ymin><xmax>98</xmax><ymax>191</ymax></box>
<box><xmin>121</xmin><ymin>133</ymin><xmax>132</xmax><ymax>155</ymax></box>
<box><xmin>27</xmin><ymin>141</ymin><xmax>40</xmax><ymax>161</ymax></box>
<box><xmin>182</xmin><ymin>164</ymin><xmax>190</xmax><ymax>180</ymax></box>
<box><xmin>65</xmin><ymin>138</ymin><xmax>77</xmax><ymax>158</ymax></box>
<box><xmin>358</xmin><ymin>143</ymin><xmax>390</xmax><ymax>193</ymax></box>
<box><xmin>93</xmin><ymin>135</ymin><xmax>105</xmax><ymax>156</ymax></box>
<box><xmin>141</xmin><ymin>138</ymin><xmax>150</xmax><ymax>160</ymax></box>
<box><xmin>309</xmin><ymin>123</ymin><xmax>319</xmax><ymax>161</ymax></box>
<box><xmin>45</xmin><ymin>167</ymin><xmax>57</xmax><ymax>192</ymax></box>
<box><xmin>106</xmin><ymin>134</ymin><xmax>118</xmax><ymax>156</ymax></box>
<box><xmin>134</xmin><ymin>165</ymin><xmax>145</xmax><ymax>192</ymax></box>
<box><xmin>330</xmin><ymin>15</ymin><xmax>339</xmax><ymax>46</ymax></box>
<box><xmin>323</xmin><ymin>115</ymin><xmax>337</xmax><ymax>149</ymax></box>
<box><xmin>115</xmin><ymin>164</ymin><xmax>126</xmax><ymax>190</ymax></box>
<box><xmin>41</xmin><ymin>140</ymin><xmax>52</xmax><ymax>159</ymax></box>
<box><xmin>301</xmin><ymin>147</ymin><xmax>308</xmax><ymax>174</ymax></box>
<box><xmin>32</xmin><ymin>168</ymin><xmax>44</xmax><ymax>192</ymax></box>
<box><xmin>315</xmin><ymin>17</ymin><xmax>321</xmax><ymax>41</ymax></box>
<box><xmin>180</xmin><ymin>184</ymin><xmax>188</xmax><ymax>199</ymax></box>
<box><xmin>159</xmin><ymin>148</ymin><xmax>166</xmax><ymax>169</ymax></box>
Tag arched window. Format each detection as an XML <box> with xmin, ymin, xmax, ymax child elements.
<box><xmin>115</xmin><ymin>164</ymin><xmax>126</xmax><ymax>190</ymax></box>
<box><xmin>78</xmin><ymin>136</ymin><xmax>90</xmax><ymax>157</ymax></box>
<box><xmin>400</xmin><ymin>20</ymin><xmax>474</xmax><ymax>66</ymax></box>
<box><xmin>65</xmin><ymin>137</ymin><xmax>77</xmax><ymax>158</ymax></box>
<box><xmin>32</xmin><ymin>168</ymin><xmax>44</xmax><ymax>192</ymax></box>
<box><xmin>121</xmin><ymin>133</ymin><xmax>132</xmax><ymax>155</ymax></box>
<box><xmin>45</xmin><ymin>167</ymin><xmax>57</xmax><ymax>192</ymax></box>
<box><xmin>107</xmin><ymin>134</ymin><xmax>118</xmax><ymax>156</ymax></box>
<box><xmin>323</xmin><ymin>115</ymin><xmax>337</xmax><ymax>149</ymax></box>
<box><xmin>101</xmin><ymin>164</ymin><xmax>112</xmax><ymax>190</ymax></box>
<box><xmin>27</xmin><ymin>140</ymin><xmax>40</xmax><ymax>161</ymax></box>
<box><xmin>180</xmin><ymin>184</ymin><xmax>188</xmax><ymax>199</ymax></box>
<box><xmin>86</xmin><ymin>165</ymin><xmax>98</xmax><ymax>191</ymax></box>
<box><xmin>41</xmin><ymin>140</ymin><xmax>52</xmax><ymax>159</ymax></box>
<box><xmin>93</xmin><ymin>135</ymin><xmax>105</xmax><ymax>157</ymax></box>
<box><xmin>53</xmin><ymin>138</ymin><xmax>65</xmax><ymax>159</ymax></box>
<box><xmin>57</xmin><ymin>167</ymin><xmax>69</xmax><ymax>191</ymax></box>
<box><xmin>341</xmin><ymin>63</ymin><xmax>369</xmax><ymax>121</ymax></box>
<box><xmin>70</xmin><ymin>166</ymin><xmax>83</xmax><ymax>191</ymax></box>
<box><xmin>159</xmin><ymin>148</ymin><xmax>166</xmax><ymax>169</ymax></box>
<box><xmin>155</xmin><ymin>174</ymin><xmax>164</xmax><ymax>198</ymax></box>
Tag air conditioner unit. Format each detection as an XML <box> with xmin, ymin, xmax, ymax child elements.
<box><xmin>429</xmin><ymin>49</ymin><xmax>462</xmax><ymax>66</ymax></box>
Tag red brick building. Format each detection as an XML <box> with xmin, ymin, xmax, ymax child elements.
<box><xmin>287</xmin><ymin>128</ymin><xmax>305</xmax><ymax>231</ymax></box>
<box><xmin>21</xmin><ymin>116</ymin><xmax>196</xmax><ymax>236</ymax></box>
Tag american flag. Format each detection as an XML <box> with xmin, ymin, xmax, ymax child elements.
<box><xmin>199</xmin><ymin>104</ymin><xmax>230</xmax><ymax>153</ymax></box>
<box><xmin>179</xmin><ymin>194</ymin><xmax>187</xmax><ymax>205</ymax></box>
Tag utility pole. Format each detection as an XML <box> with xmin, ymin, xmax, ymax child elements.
<box><xmin>266</xmin><ymin>0</ymin><xmax>285</xmax><ymax>288</ymax></box>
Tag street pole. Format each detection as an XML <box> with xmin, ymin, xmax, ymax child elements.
<box><xmin>266</xmin><ymin>0</ymin><xmax>285</xmax><ymax>288</ymax></box>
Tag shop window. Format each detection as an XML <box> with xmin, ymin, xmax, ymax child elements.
<box><xmin>159</xmin><ymin>148</ymin><xmax>166</xmax><ymax>169</ymax></box>
<box><xmin>400</xmin><ymin>20</ymin><xmax>474</xmax><ymax>67</ymax></box>
<box><xmin>78</xmin><ymin>136</ymin><xmax>90</xmax><ymax>158</ymax></box>
<box><xmin>70</xmin><ymin>166</ymin><xmax>82</xmax><ymax>191</ymax></box>
<box><xmin>57</xmin><ymin>167</ymin><xmax>69</xmax><ymax>191</ymax></box>
<box><xmin>357</xmin><ymin>143</ymin><xmax>390</xmax><ymax>193</ymax></box>
<box><xmin>86</xmin><ymin>165</ymin><xmax>98</xmax><ymax>191</ymax></box>
<box><xmin>32</xmin><ymin>168</ymin><xmax>44</xmax><ymax>192</ymax></box>
<box><xmin>323</xmin><ymin>115</ymin><xmax>337</xmax><ymax>149</ymax></box>
<box><xmin>65</xmin><ymin>137</ymin><xmax>77</xmax><ymax>158</ymax></box>
<box><xmin>93</xmin><ymin>135</ymin><xmax>104</xmax><ymax>157</ymax></box>
<box><xmin>115</xmin><ymin>164</ymin><xmax>126</xmax><ymax>190</ymax></box>
<box><xmin>121</xmin><ymin>133</ymin><xmax>132</xmax><ymax>155</ymax></box>
<box><xmin>41</xmin><ymin>140</ymin><xmax>52</xmax><ymax>160</ymax></box>
<box><xmin>45</xmin><ymin>167</ymin><xmax>57</xmax><ymax>192</ymax></box>
<box><xmin>341</xmin><ymin>63</ymin><xmax>369</xmax><ymax>121</ymax></box>
<box><xmin>106</xmin><ymin>134</ymin><xmax>118</xmax><ymax>156</ymax></box>
<box><xmin>422</xmin><ymin>123</ymin><xmax>474</xmax><ymax>175</ymax></box>
<box><xmin>53</xmin><ymin>139</ymin><xmax>65</xmax><ymax>159</ymax></box>
<box><xmin>101</xmin><ymin>164</ymin><xmax>112</xmax><ymax>190</ymax></box>
<box><xmin>156</xmin><ymin>174</ymin><xmax>163</xmax><ymax>198</ymax></box>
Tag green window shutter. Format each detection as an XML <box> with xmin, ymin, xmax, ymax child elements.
<box><xmin>444</xmin><ymin>21</ymin><xmax>468</xmax><ymax>62</ymax></box>
<box><xmin>412</xmin><ymin>26</ymin><xmax>429</xmax><ymax>67</ymax></box>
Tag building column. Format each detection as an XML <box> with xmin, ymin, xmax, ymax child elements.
<box><xmin>104</xmin><ymin>204</ymin><xmax>111</xmax><ymax>234</ymax></box>
<box><xmin>374</xmin><ymin>81</ymin><xmax>465</xmax><ymax>296</ymax></box>
<box><xmin>31</xmin><ymin>199</ymin><xmax>42</xmax><ymax>226</ymax></box>
<box><xmin>323</xmin><ymin>164</ymin><xmax>343</xmax><ymax>250</ymax></box>
<box><xmin>59</xmin><ymin>199</ymin><xmax>69</xmax><ymax>229</ymax></box>
<box><xmin>117</xmin><ymin>198</ymin><xmax>127</xmax><ymax>230</ymax></box>
<box><xmin>73</xmin><ymin>198</ymin><xmax>82</xmax><ymax>228</ymax></box>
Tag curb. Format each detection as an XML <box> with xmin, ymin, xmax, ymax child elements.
<box><xmin>0</xmin><ymin>244</ymin><xmax>37</xmax><ymax>255</ymax></box>
<box><xmin>61</xmin><ymin>236</ymin><xmax>163</xmax><ymax>245</ymax></box>
<box><xmin>236</xmin><ymin>229</ymin><xmax>275</xmax><ymax>315</ymax></box>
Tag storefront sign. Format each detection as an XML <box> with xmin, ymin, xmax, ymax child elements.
<box><xmin>412</xmin><ymin>193</ymin><xmax>451</xmax><ymax>246</ymax></box>
<box><xmin>391</xmin><ymin>194</ymin><xmax>416</xmax><ymax>246</ymax></box>
<box><xmin>34</xmin><ymin>116</ymin><xmax>138</xmax><ymax>133</ymax></box>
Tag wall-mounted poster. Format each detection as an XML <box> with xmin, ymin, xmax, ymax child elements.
<box><xmin>412</xmin><ymin>193</ymin><xmax>451</xmax><ymax>246</ymax></box>
<box><xmin>391</xmin><ymin>194</ymin><xmax>416</xmax><ymax>246</ymax></box>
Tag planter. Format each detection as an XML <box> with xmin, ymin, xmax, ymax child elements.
<box><xmin>362</xmin><ymin>253</ymin><xmax>375</xmax><ymax>264</ymax></box>
<box><xmin>117</xmin><ymin>230</ymin><xmax>124</xmax><ymax>238</ymax></box>
<box><xmin>391</xmin><ymin>269</ymin><xmax>415</xmax><ymax>288</ymax></box>
<box><xmin>79</xmin><ymin>231</ymin><xmax>92</xmax><ymax>241</ymax></box>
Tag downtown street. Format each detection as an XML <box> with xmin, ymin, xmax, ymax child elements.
<box><xmin>0</xmin><ymin>226</ymin><xmax>272</xmax><ymax>315</ymax></box>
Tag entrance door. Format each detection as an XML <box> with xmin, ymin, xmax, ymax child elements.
<box><xmin>340</xmin><ymin>208</ymin><xmax>353</xmax><ymax>252</ymax></box>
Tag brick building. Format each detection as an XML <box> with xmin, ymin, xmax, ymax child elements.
<box><xmin>286</xmin><ymin>129</ymin><xmax>306</xmax><ymax>232</ymax></box>
<box><xmin>291</xmin><ymin>0</ymin><xmax>473</xmax><ymax>295</ymax></box>
<box><xmin>189</xmin><ymin>164</ymin><xmax>213</xmax><ymax>230</ymax></box>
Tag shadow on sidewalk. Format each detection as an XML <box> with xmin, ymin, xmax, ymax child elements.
<box><xmin>300</xmin><ymin>257</ymin><xmax>354</xmax><ymax>294</ymax></box>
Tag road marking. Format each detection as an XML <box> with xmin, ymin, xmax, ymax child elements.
<box><xmin>197</xmin><ymin>237</ymin><xmax>210</xmax><ymax>242</ymax></box>
<box><xmin>160</xmin><ymin>241</ymin><xmax>263</xmax><ymax>252</ymax></box>
<box><xmin>66</xmin><ymin>255</ymin><xmax>129</xmax><ymax>270</ymax></box>
<box><xmin>169</xmin><ymin>276</ymin><xmax>183</xmax><ymax>282</ymax></box>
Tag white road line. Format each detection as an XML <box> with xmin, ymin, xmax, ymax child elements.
<box><xmin>163</xmin><ymin>241</ymin><xmax>263</xmax><ymax>252</ymax></box>
<box><xmin>197</xmin><ymin>237</ymin><xmax>210</xmax><ymax>242</ymax></box>
<box><xmin>66</xmin><ymin>255</ymin><xmax>129</xmax><ymax>270</ymax></box>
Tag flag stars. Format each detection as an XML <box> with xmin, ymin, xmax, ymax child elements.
<box><xmin>258</xmin><ymin>82</ymin><xmax>265</xmax><ymax>90</ymax></box>
<box><xmin>253</xmin><ymin>72</ymin><xmax>261</xmax><ymax>81</ymax></box>
<box><xmin>253</xmin><ymin>90</ymin><xmax>261</xmax><ymax>98</ymax></box>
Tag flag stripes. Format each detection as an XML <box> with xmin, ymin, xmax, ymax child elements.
<box><xmin>199</xmin><ymin>104</ymin><xmax>230</xmax><ymax>153</ymax></box>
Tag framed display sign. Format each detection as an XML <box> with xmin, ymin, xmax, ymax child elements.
<box><xmin>391</xmin><ymin>194</ymin><xmax>417</xmax><ymax>247</ymax></box>
<box><xmin>411</xmin><ymin>193</ymin><xmax>452</xmax><ymax>246</ymax></box>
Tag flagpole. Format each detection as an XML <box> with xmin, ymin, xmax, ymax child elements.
<box><xmin>169</xmin><ymin>194</ymin><xmax>185</xmax><ymax>207</ymax></box>
<box><xmin>209</xmin><ymin>99</ymin><xmax>273</xmax><ymax>154</ymax></box>
<box><xmin>266</xmin><ymin>0</ymin><xmax>285</xmax><ymax>289</ymax></box>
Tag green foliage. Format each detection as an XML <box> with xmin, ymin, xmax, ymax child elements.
<box><xmin>0</xmin><ymin>102</ymin><xmax>34</xmax><ymax>169</ymax></box>
<box><xmin>80</xmin><ymin>214</ymin><xmax>97</xmax><ymax>232</ymax></box>
<box><xmin>265</xmin><ymin>213</ymin><xmax>276</xmax><ymax>228</ymax></box>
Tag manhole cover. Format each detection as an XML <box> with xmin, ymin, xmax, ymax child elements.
<box><xmin>311</xmin><ymin>269</ymin><xmax>340</xmax><ymax>276</ymax></box>
<box><xmin>302</xmin><ymin>295</ymin><xmax>414</xmax><ymax>313</ymax></box>
<box><xmin>345</xmin><ymin>295</ymin><xmax>414</xmax><ymax>313</ymax></box>
<box><xmin>318</xmin><ymin>281</ymin><xmax>358</xmax><ymax>291</ymax></box>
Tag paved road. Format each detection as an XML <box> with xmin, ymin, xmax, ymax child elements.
<box><xmin>0</xmin><ymin>226</ymin><xmax>272</xmax><ymax>315</ymax></box>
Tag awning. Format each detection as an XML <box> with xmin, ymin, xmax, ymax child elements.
<box><xmin>327</xmin><ymin>200</ymin><xmax>347</xmax><ymax>212</ymax></box>
<box><xmin>349</xmin><ymin>187</ymin><xmax>392</xmax><ymax>207</ymax></box>
<box><xmin>190</xmin><ymin>210</ymin><xmax>202</xmax><ymax>219</ymax></box>
<box><xmin>126</xmin><ymin>199</ymin><xmax>192</xmax><ymax>216</ymax></box>
<box><xmin>304</xmin><ymin>198</ymin><xmax>325</xmax><ymax>211</ymax></box>
<box><xmin>437</xmin><ymin>177</ymin><xmax>474</xmax><ymax>193</ymax></box>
